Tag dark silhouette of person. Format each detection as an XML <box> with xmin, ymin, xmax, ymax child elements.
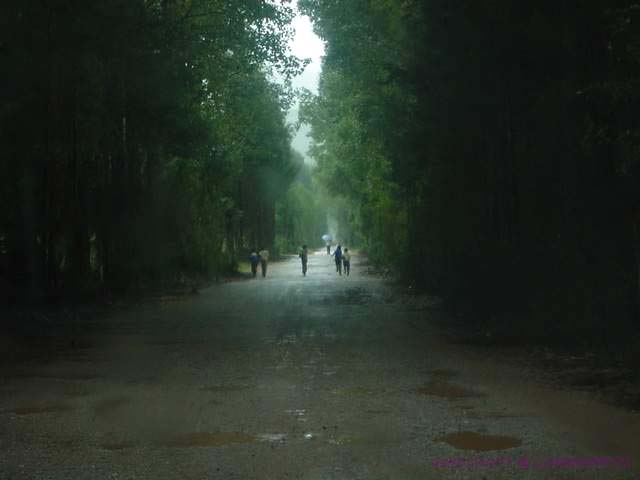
<box><xmin>299</xmin><ymin>245</ymin><xmax>309</xmax><ymax>276</ymax></box>
<box><xmin>258</xmin><ymin>247</ymin><xmax>269</xmax><ymax>277</ymax></box>
<box><xmin>249</xmin><ymin>249</ymin><xmax>259</xmax><ymax>278</ymax></box>
<box><xmin>333</xmin><ymin>244</ymin><xmax>343</xmax><ymax>275</ymax></box>
<box><xmin>343</xmin><ymin>248</ymin><xmax>351</xmax><ymax>276</ymax></box>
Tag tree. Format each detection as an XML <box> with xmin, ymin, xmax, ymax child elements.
<box><xmin>300</xmin><ymin>0</ymin><xmax>640</xmax><ymax>343</ymax></box>
<box><xmin>0</xmin><ymin>0</ymin><xmax>304</xmax><ymax>300</ymax></box>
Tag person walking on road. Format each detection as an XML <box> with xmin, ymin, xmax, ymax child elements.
<box><xmin>258</xmin><ymin>247</ymin><xmax>269</xmax><ymax>277</ymax></box>
<box><xmin>342</xmin><ymin>248</ymin><xmax>351</xmax><ymax>276</ymax></box>
<box><xmin>322</xmin><ymin>234</ymin><xmax>332</xmax><ymax>254</ymax></box>
<box><xmin>299</xmin><ymin>244</ymin><xmax>309</xmax><ymax>276</ymax></box>
<box><xmin>249</xmin><ymin>249</ymin><xmax>260</xmax><ymax>278</ymax></box>
<box><xmin>333</xmin><ymin>244</ymin><xmax>343</xmax><ymax>275</ymax></box>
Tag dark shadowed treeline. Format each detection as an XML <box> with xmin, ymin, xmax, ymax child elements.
<box><xmin>300</xmin><ymin>0</ymin><xmax>640</xmax><ymax>343</ymax></box>
<box><xmin>1</xmin><ymin>0</ymin><xmax>306</xmax><ymax>301</ymax></box>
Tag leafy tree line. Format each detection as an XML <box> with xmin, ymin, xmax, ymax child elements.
<box><xmin>300</xmin><ymin>0</ymin><xmax>640</xmax><ymax>343</ymax></box>
<box><xmin>0</xmin><ymin>0</ymin><xmax>306</xmax><ymax>301</ymax></box>
<box><xmin>275</xmin><ymin>151</ymin><xmax>328</xmax><ymax>253</ymax></box>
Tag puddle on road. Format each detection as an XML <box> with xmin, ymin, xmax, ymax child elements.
<box><xmin>435</xmin><ymin>431</ymin><xmax>522</xmax><ymax>451</ymax></box>
<box><xmin>162</xmin><ymin>432</ymin><xmax>256</xmax><ymax>448</ymax></box>
<box><xmin>8</xmin><ymin>404</ymin><xmax>73</xmax><ymax>415</ymax></box>
<box><xmin>415</xmin><ymin>381</ymin><xmax>481</xmax><ymax>399</ymax></box>
<box><xmin>94</xmin><ymin>396</ymin><xmax>131</xmax><ymax>415</ymax></box>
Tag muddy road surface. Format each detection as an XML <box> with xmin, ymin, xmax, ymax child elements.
<box><xmin>1</xmin><ymin>251</ymin><xmax>639</xmax><ymax>479</ymax></box>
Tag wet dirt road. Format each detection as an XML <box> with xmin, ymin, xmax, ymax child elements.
<box><xmin>1</xmin><ymin>252</ymin><xmax>639</xmax><ymax>479</ymax></box>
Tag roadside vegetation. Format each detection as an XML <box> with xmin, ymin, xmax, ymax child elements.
<box><xmin>299</xmin><ymin>0</ymin><xmax>640</xmax><ymax>353</ymax></box>
<box><xmin>1</xmin><ymin>0</ymin><xmax>313</xmax><ymax>300</ymax></box>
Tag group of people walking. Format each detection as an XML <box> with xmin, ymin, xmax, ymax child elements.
<box><xmin>248</xmin><ymin>248</ymin><xmax>270</xmax><ymax>277</ymax></box>
<box><xmin>301</xmin><ymin>244</ymin><xmax>352</xmax><ymax>276</ymax></box>
<box><xmin>249</xmin><ymin>245</ymin><xmax>352</xmax><ymax>278</ymax></box>
<box><xmin>331</xmin><ymin>244</ymin><xmax>351</xmax><ymax>276</ymax></box>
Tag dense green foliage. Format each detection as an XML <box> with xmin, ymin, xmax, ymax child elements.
<box><xmin>275</xmin><ymin>152</ymin><xmax>328</xmax><ymax>253</ymax></box>
<box><xmin>300</xmin><ymin>0</ymin><xmax>640</xmax><ymax>342</ymax></box>
<box><xmin>0</xmin><ymin>0</ymin><xmax>305</xmax><ymax>300</ymax></box>
<box><xmin>4</xmin><ymin>0</ymin><xmax>639</xmax><ymax>348</ymax></box>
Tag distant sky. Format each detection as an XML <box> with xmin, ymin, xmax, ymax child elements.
<box><xmin>286</xmin><ymin>6</ymin><xmax>325</xmax><ymax>161</ymax></box>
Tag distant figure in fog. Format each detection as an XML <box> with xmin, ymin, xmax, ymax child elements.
<box><xmin>342</xmin><ymin>248</ymin><xmax>351</xmax><ymax>276</ymax></box>
<box><xmin>322</xmin><ymin>234</ymin><xmax>332</xmax><ymax>254</ymax></box>
<box><xmin>258</xmin><ymin>248</ymin><xmax>269</xmax><ymax>277</ymax></box>
<box><xmin>333</xmin><ymin>244</ymin><xmax>343</xmax><ymax>275</ymax></box>
<box><xmin>249</xmin><ymin>249</ymin><xmax>260</xmax><ymax>278</ymax></box>
<box><xmin>299</xmin><ymin>245</ymin><xmax>309</xmax><ymax>276</ymax></box>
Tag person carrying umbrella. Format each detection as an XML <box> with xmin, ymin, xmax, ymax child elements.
<box><xmin>322</xmin><ymin>234</ymin><xmax>332</xmax><ymax>255</ymax></box>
